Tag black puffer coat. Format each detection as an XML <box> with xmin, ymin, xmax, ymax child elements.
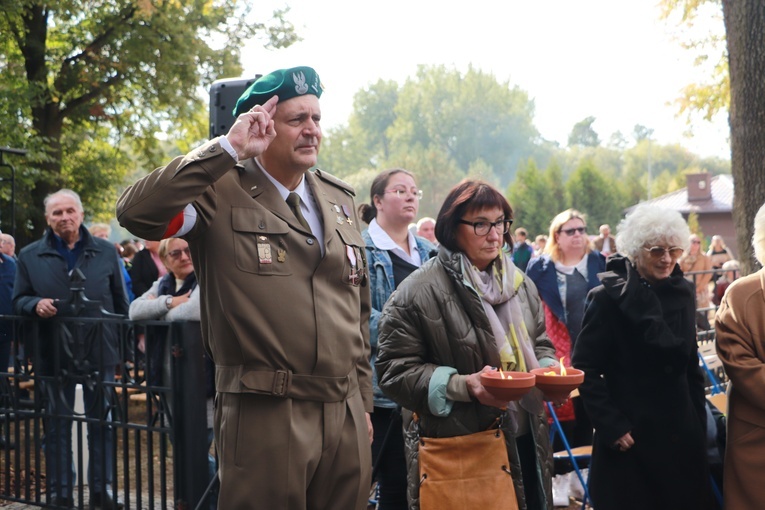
<box><xmin>377</xmin><ymin>247</ymin><xmax>555</xmax><ymax>510</ymax></box>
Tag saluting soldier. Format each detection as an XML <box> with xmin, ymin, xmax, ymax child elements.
<box><xmin>117</xmin><ymin>66</ymin><xmax>373</xmax><ymax>510</ymax></box>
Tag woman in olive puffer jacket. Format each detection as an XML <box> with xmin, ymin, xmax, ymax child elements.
<box><xmin>376</xmin><ymin>180</ymin><xmax>557</xmax><ymax>510</ymax></box>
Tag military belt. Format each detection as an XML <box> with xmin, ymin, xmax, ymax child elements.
<box><xmin>216</xmin><ymin>365</ymin><xmax>357</xmax><ymax>403</ymax></box>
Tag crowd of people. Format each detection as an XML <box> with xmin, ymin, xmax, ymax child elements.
<box><xmin>0</xmin><ymin>191</ymin><xmax>216</xmax><ymax>509</ymax></box>
<box><xmin>0</xmin><ymin>65</ymin><xmax>749</xmax><ymax>510</ymax></box>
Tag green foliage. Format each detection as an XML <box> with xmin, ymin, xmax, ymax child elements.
<box><xmin>60</xmin><ymin>123</ymin><xmax>134</xmax><ymax>223</ymax></box>
<box><xmin>659</xmin><ymin>0</ymin><xmax>728</xmax><ymax>124</ymax></box>
<box><xmin>565</xmin><ymin>160</ymin><xmax>626</xmax><ymax>230</ymax></box>
<box><xmin>507</xmin><ymin>159</ymin><xmax>573</xmax><ymax>239</ymax></box>
<box><xmin>568</xmin><ymin>116</ymin><xmax>601</xmax><ymax>147</ymax></box>
<box><xmin>319</xmin><ymin>66</ymin><xmax>731</xmax><ymax>238</ymax></box>
<box><xmin>0</xmin><ymin>0</ymin><xmax>297</xmax><ymax>244</ymax></box>
<box><xmin>508</xmin><ymin>159</ymin><xmax>555</xmax><ymax>238</ymax></box>
<box><xmin>319</xmin><ymin>125</ymin><xmax>371</xmax><ymax>180</ymax></box>
<box><xmin>349</xmin><ymin>79</ymin><xmax>400</xmax><ymax>164</ymax></box>
<box><xmin>390</xmin><ymin>65</ymin><xmax>542</xmax><ymax>185</ymax></box>
<box><xmin>633</xmin><ymin>124</ymin><xmax>655</xmax><ymax>142</ymax></box>
<box><xmin>379</xmin><ymin>144</ymin><xmax>463</xmax><ymax>220</ymax></box>
<box><xmin>319</xmin><ymin>64</ymin><xmax>546</xmax><ymax>195</ymax></box>
<box><xmin>607</xmin><ymin>130</ymin><xmax>629</xmax><ymax>150</ymax></box>
<box><xmin>341</xmin><ymin>167</ymin><xmax>384</xmax><ymax>214</ymax></box>
<box><xmin>322</xmin><ymin>62</ymin><xmax>730</xmax><ymax>244</ymax></box>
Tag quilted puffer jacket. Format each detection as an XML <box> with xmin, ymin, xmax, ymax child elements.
<box><xmin>377</xmin><ymin>247</ymin><xmax>555</xmax><ymax>510</ymax></box>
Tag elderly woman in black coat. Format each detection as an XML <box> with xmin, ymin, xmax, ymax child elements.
<box><xmin>572</xmin><ymin>204</ymin><xmax>715</xmax><ymax>510</ymax></box>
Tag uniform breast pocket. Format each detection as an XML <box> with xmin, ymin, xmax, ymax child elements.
<box><xmin>336</xmin><ymin>228</ymin><xmax>366</xmax><ymax>287</ymax></box>
<box><xmin>231</xmin><ymin>207</ymin><xmax>292</xmax><ymax>276</ymax></box>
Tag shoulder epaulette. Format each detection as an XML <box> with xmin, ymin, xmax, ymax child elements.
<box><xmin>314</xmin><ymin>168</ymin><xmax>356</xmax><ymax>197</ymax></box>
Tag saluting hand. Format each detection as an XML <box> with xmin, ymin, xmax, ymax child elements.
<box><xmin>226</xmin><ymin>95</ymin><xmax>279</xmax><ymax>161</ymax></box>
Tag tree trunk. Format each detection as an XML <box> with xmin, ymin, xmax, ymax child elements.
<box><xmin>723</xmin><ymin>0</ymin><xmax>765</xmax><ymax>275</ymax></box>
<box><xmin>21</xmin><ymin>4</ymin><xmax>64</xmax><ymax>244</ymax></box>
<box><xmin>29</xmin><ymin>115</ymin><xmax>64</xmax><ymax>242</ymax></box>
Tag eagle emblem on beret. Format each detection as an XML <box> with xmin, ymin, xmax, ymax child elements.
<box><xmin>293</xmin><ymin>71</ymin><xmax>309</xmax><ymax>94</ymax></box>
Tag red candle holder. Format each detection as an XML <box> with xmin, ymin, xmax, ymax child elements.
<box><xmin>530</xmin><ymin>366</ymin><xmax>584</xmax><ymax>401</ymax></box>
<box><xmin>480</xmin><ymin>371</ymin><xmax>536</xmax><ymax>401</ymax></box>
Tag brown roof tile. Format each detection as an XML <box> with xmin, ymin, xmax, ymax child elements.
<box><xmin>626</xmin><ymin>174</ymin><xmax>733</xmax><ymax>214</ymax></box>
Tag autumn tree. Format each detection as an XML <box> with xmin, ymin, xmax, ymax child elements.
<box><xmin>660</xmin><ymin>0</ymin><xmax>729</xmax><ymax>123</ymax></box>
<box><xmin>722</xmin><ymin>0</ymin><xmax>765</xmax><ymax>273</ymax></box>
<box><xmin>0</xmin><ymin>1</ymin><xmax>297</xmax><ymax>244</ymax></box>
<box><xmin>661</xmin><ymin>0</ymin><xmax>765</xmax><ymax>273</ymax></box>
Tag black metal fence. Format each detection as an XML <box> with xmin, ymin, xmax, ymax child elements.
<box><xmin>0</xmin><ymin>315</ymin><xmax>210</xmax><ymax>509</ymax></box>
<box><xmin>0</xmin><ymin>266</ymin><xmax>734</xmax><ymax>509</ymax></box>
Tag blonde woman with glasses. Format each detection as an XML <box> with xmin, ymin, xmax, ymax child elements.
<box><xmin>526</xmin><ymin>209</ymin><xmax>606</xmax><ymax>450</ymax></box>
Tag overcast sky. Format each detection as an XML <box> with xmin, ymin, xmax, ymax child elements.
<box><xmin>239</xmin><ymin>0</ymin><xmax>730</xmax><ymax>159</ymax></box>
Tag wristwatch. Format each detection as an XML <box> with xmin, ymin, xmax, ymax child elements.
<box><xmin>165</xmin><ymin>296</ymin><xmax>173</xmax><ymax>310</ymax></box>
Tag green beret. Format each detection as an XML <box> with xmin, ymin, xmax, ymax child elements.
<box><xmin>233</xmin><ymin>66</ymin><xmax>323</xmax><ymax>117</ymax></box>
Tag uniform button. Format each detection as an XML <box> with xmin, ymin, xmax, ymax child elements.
<box><xmin>198</xmin><ymin>151</ymin><xmax>206</xmax><ymax>157</ymax></box>
<box><xmin>306</xmin><ymin>238</ymin><xmax>315</xmax><ymax>245</ymax></box>
<box><xmin>209</xmin><ymin>146</ymin><xmax>217</xmax><ymax>152</ymax></box>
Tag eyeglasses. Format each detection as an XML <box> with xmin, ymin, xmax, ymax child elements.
<box><xmin>167</xmin><ymin>247</ymin><xmax>191</xmax><ymax>260</ymax></box>
<box><xmin>643</xmin><ymin>246</ymin><xmax>684</xmax><ymax>259</ymax></box>
<box><xmin>559</xmin><ymin>227</ymin><xmax>586</xmax><ymax>236</ymax></box>
<box><xmin>384</xmin><ymin>187</ymin><xmax>423</xmax><ymax>200</ymax></box>
<box><xmin>458</xmin><ymin>218</ymin><xmax>513</xmax><ymax>236</ymax></box>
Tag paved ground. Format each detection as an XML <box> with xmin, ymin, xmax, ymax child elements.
<box><xmin>1</xmin><ymin>492</ymin><xmax>172</xmax><ymax>510</ymax></box>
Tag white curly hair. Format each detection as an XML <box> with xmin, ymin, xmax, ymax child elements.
<box><xmin>616</xmin><ymin>205</ymin><xmax>691</xmax><ymax>260</ymax></box>
<box><xmin>753</xmin><ymin>202</ymin><xmax>765</xmax><ymax>264</ymax></box>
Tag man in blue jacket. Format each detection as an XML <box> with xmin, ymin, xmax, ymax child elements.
<box><xmin>0</xmin><ymin>234</ymin><xmax>15</xmax><ymax>450</ymax></box>
<box><xmin>512</xmin><ymin>227</ymin><xmax>534</xmax><ymax>272</ymax></box>
<box><xmin>13</xmin><ymin>189</ymin><xmax>129</xmax><ymax>509</ymax></box>
<box><xmin>0</xmin><ymin>233</ymin><xmax>15</xmax><ymax>371</ymax></box>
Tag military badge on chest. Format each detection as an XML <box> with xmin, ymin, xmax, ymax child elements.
<box><xmin>257</xmin><ymin>236</ymin><xmax>272</xmax><ymax>264</ymax></box>
<box><xmin>333</xmin><ymin>203</ymin><xmax>354</xmax><ymax>226</ymax></box>
<box><xmin>257</xmin><ymin>236</ymin><xmax>288</xmax><ymax>265</ymax></box>
<box><xmin>346</xmin><ymin>245</ymin><xmax>360</xmax><ymax>285</ymax></box>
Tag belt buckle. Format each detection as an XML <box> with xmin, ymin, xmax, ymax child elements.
<box><xmin>271</xmin><ymin>369</ymin><xmax>292</xmax><ymax>397</ymax></box>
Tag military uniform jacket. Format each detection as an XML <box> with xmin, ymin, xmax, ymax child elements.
<box><xmin>116</xmin><ymin>137</ymin><xmax>373</xmax><ymax>410</ymax></box>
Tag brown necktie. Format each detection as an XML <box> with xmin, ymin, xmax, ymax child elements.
<box><xmin>286</xmin><ymin>192</ymin><xmax>311</xmax><ymax>232</ymax></box>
